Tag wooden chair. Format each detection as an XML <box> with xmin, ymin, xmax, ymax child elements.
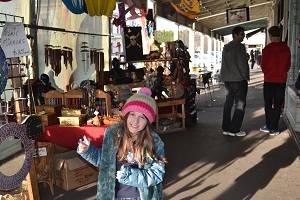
<box><xmin>63</xmin><ymin>89</ymin><xmax>83</xmax><ymax>109</ymax></box>
<box><xmin>42</xmin><ymin>90</ymin><xmax>65</xmax><ymax>106</ymax></box>
<box><xmin>64</xmin><ymin>89</ymin><xmax>112</xmax><ymax>115</ymax></box>
<box><xmin>95</xmin><ymin>89</ymin><xmax>112</xmax><ymax>116</ymax></box>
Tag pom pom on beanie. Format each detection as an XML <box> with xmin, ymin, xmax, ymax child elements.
<box><xmin>122</xmin><ymin>87</ymin><xmax>157</xmax><ymax>123</ymax></box>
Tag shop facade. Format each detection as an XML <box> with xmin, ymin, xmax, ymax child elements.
<box><xmin>282</xmin><ymin>0</ymin><xmax>300</xmax><ymax>134</ymax></box>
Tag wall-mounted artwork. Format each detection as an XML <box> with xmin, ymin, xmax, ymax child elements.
<box><xmin>226</xmin><ymin>7</ymin><xmax>249</xmax><ymax>24</ymax></box>
<box><xmin>124</xmin><ymin>27</ymin><xmax>143</xmax><ymax>61</ymax></box>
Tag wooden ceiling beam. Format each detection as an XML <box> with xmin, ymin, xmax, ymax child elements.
<box><xmin>197</xmin><ymin>1</ymin><xmax>273</xmax><ymax>20</ymax></box>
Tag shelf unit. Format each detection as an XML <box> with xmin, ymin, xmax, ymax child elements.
<box><xmin>0</xmin><ymin>14</ymin><xmax>39</xmax><ymax>200</ymax></box>
<box><xmin>0</xmin><ymin>59</ymin><xmax>33</xmax><ymax>124</ymax></box>
<box><xmin>119</xmin><ymin>57</ymin><xmax>178</xmax><ymax>65</ymax></box>
<box><xmin>156</xmin><ymin>98</ymin><xmax>186</xmax><ymax>134</ymax></box>
<box><xmin>0</xmin><ymin>16</ymin><xmax>34</xmax><ymax>124</ymax></box>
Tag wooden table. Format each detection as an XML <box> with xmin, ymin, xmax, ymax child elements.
<box><xmin>39</xmin><ymin>125</ymin><xmax>107</xmax><ymax>149</ymax></box>
<box><xmin>156</xmin><ymin>98</ymin><xmax>186</xmax><ymax>133</ymax></box>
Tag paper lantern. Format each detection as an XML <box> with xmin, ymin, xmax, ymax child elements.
<box><xmin>62</xmin><ymin>0</ymin><xmax>87</xmax><ymax>14</ymax></box>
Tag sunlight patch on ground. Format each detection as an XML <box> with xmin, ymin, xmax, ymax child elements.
<box><xmin>251</xmin><ymin>107</ymin><xmax>265</xmax><ymax>118</ymax></box>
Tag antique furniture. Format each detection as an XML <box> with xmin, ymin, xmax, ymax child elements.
<box><xmin>63</xmin><ymin>89</ymin><xmax>83</xmax><ymax>109</ymax></box>
<box><xmin>156</xmin><ymin>98</ymin><xmax>186</xmax><ymax>133</ymax></box>
<box><xmin>42</xmin><ymin>90</ymin><xmax>64</xmax><ymax>107</ymax></box>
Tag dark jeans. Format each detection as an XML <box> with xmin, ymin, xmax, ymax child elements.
<box><xmin>263</xmin><ymin>82</ymin><xmax>286</xmax><ymax>131</ymax></box>
<box><xmin>250</xmin><ymin>60</ymin><xmax>255</xmax><ymax>69</ymax></box>
<box><xmin>222</xmin><ymin>81</ymin><xmax>248</xmax><ymax>133</ymax></box>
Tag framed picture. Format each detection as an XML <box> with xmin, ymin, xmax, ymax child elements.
<box><xmin>124</xmin><ymin>27</ymin><xmax>143</xmax><ymax>61</ymax></box>
<box><xmin>226</xmin><ymin>7</ymin><xmax>249</xmax><ymax>24</ymax></box>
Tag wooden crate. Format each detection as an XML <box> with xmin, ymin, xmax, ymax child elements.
<box><xmin>34</xmin><ymin>142</ymin><xmax>55</xmax><ymax>195</ymax></box>
<box><xmin>61</xmin><ymin>108</ymin><xmax>82</xmax><ymax>117</ymax></box>
<box><xmin>58</xmin><ymin>115</ymin><xmax>86</xmax><ymax>127</ymax></box>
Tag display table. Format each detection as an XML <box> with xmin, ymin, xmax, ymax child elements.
<box><xmin>39</xmin><ymin>125</ymin><xmax>107</xmax><ymax>149</ymax></box>
<box><xmin>156</xmin><ymin>98</ymin><xmax>186</xmax><ymax>133</ymax></box>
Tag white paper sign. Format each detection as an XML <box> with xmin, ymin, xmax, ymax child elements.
<box><xmin>0</xmin><ymin>22</ymin><xmax>30</xmax><ymax>58</ymax></box>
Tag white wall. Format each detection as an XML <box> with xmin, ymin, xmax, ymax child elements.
<box><xmin>0</xmin><ymin>0</ymin><xmax>110</xmax><ymax>92</ymax></box>
<box><xmin>37</xmin><ymin>0</ymin><xmax>110</xmax><ymax>91</ymax></box>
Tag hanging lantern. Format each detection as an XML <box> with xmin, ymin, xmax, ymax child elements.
<box><xmin>62</xmin><ymin>0</ymin><xmax>87</xmax><ymax>14</ymax></box>
<box><xmin>84</xmin><ymin>0</ymin><xmax>117</xmax><ymax>16</ymax></box>
<box><xmin>169</xmin><ymin>0</ymin><xmax>201</xmax><ymax>20</ymax></box>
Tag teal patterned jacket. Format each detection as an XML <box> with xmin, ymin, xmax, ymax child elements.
<box><xmin>77</xmin><ymin>123</ymin><xmax>166</xmax><ymax>200</ymax></box>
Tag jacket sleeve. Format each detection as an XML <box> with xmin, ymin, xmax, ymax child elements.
<box><xmin>117</xmin><ymin>131</ymin><xmax>166</xmax><ymax>187</ymax></box>
<box><xmin>261</xmin><ymin>48</ymin><xmax>266</xmax><ymax>73</ymax></box>
<box><xmin>237</xmin><ymin>44</ymin><xmax>249</xmax><ymax>79</ymax></box>
<box><xmin>77</xmin><ymin>143</ymin><xmax>102</xmax><ymax>167</ymax></box>
<box><xmin>286</xmin><ymin>47</ymin><xmax>291</xmax><ymax>72</ymax></box>
<box><xmin>77</xmin><ymin>127</ymin><xmax>111</xmax><ymax>167</ymax></box>
<box><xmin>118</xmin><ymin>161</ymin><xmax>165</xmax><ymax>188</ymax></box>
<box><xmin>152</xmin><ymin>131</ymin><xmax>165</xmax><ymax>158</ymax></box>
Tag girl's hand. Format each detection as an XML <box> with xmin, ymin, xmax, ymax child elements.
<box><xmin>116</xmin><ymin>170</ymin><xmax>124</xmax><ymax>181</ymax></box>
<box><xmin>77</xmin><ymin>135</ymin><xmax>90</xmax><ymax>153</ymax></box>
<box><xmin>116</xmin><ymin>165</ymin><xmax>130</xmax><ymax>181</ymax></box>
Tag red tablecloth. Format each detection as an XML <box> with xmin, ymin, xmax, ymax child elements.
<box><xmin>39</xmin><ymin>125</ymin><xmax>107</xmax><ymax>149</ymax></box>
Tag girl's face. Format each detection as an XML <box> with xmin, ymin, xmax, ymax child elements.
<box><xmin>126</xmin><ymin>111</ymin><xmax>148</xmax><ymax>134</ymax></box>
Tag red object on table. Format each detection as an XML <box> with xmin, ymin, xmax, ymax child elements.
<box><xmin>39</xmin><ymin>125</ymin><xmax>108</xmax><ymax>149</ymax></box>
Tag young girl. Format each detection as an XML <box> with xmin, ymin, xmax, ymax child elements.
<box><xmin>77</xmin><ymin>87</ymin><xmax>166</xmax><ymax>200</ymax></box>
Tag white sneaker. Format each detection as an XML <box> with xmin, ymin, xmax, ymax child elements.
<box><xmin>260</xmin><ymin>126</ymin><xmax>270</xmax><ymax>133</ymax></box>
<box><xmin>235</xmin><ymin>131</ymin><xmax>247</xmax><ymax>137</ymax></box>
<box><xmin>222</xmin><ymin>131</ymin><xmax>235</xmax><ymax>136</ymax></box>
<box><xmin>269</xmin><ymin>131</ymin><xmax>280</xmax><ymax>136</ymax></box>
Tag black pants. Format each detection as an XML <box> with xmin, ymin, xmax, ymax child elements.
<box><xmin>222</xmin><ymin>81</ymin><xmax>248</xmax><ymax>133</ymax></box>
<box><xmin>263</xmin><ymin>82</ymin><xmax>286</xmax><ymax>131</ymax></box>
<box><xmin>250</xmin><ymin>60</ymin><xmax>255</xmax><ymax>69</ymax></box>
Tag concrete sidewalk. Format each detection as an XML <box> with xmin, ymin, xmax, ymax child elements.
<box><xmin>161</xmin><ymin>69</ymin><xmax>300</xmax><ymax>200</ymax></box>
<box><xmin>40</xmin><ymin>69</ymin><xmax>300</xmax><ymax>200</ymax></box>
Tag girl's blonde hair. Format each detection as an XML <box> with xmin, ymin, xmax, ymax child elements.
<box><xmin>115</xmin><ymin>113</ymin><xmax>156</xmax><ymax>167</ymax></box>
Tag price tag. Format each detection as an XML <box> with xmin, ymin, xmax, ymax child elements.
<box><xmin>34</xmin><ymin>147</ymin><xmax>48</xmax><ymax>157</ymax></box>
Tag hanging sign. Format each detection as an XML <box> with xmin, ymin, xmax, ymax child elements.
<box><xmin>0</xmin><ymin>22</ymin><xmax>30</xmax><ymax>58</ymax></box>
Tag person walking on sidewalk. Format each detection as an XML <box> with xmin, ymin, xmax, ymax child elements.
<box><xmin>260</xmin><ymin>26</ymin><xmax>291</xmax><ymax>136</ymax></box>
<box><xmin>250</xmin><ymin>49</ymin><xmax>255</xmax><ymax>69</ymax></box>
<box><xmin>221</xmin><ymin>26</ymin><xmax>249</xmax><ymax>137</ymax></box>
<box><xmin>77</xmin><ymin>87</ymin><xmax>167</xmax><ymax>200</ymax></box>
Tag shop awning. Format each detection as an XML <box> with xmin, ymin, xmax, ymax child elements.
<box><xmin>211</xmin><ymin>17</ymin><xmax>268</xmax><ymax>36</ymax></box>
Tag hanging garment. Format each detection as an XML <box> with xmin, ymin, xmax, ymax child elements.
<box><xmin>62</xmin><ymin>0</ymin><xmax>87</xmax><ymax>14</ymax></box>
<box><xmin>113</xmin><ymin>2</ymin><xmax>126</xmax><ymax>27</ymax></box>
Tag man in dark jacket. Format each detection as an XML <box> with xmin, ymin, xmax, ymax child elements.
<box><xmin>260</xmin><ymin>26</ymin><xmax>291</xmax><ymax>136</ymax></box>
<box><xmin>221</xmin><ymin>26</ymin><xmax>249</xmax><ymax>137</ymax></box>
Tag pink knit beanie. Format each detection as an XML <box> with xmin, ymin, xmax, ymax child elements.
<box><xmin>122</xmin><ymin>87</ymin><xmax>157</xmax><ymax>123</ymax></box>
